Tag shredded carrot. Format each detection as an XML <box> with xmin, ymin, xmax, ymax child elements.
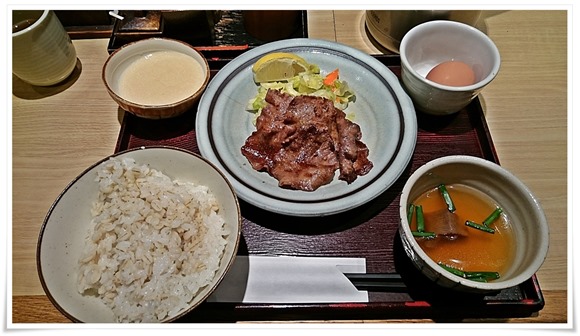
<box><xmin>323</xmin><ymin>68</ymin><xmax>339</xmax><ymax>86</ymax></box>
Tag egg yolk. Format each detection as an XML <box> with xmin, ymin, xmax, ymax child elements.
<box><xmin>426</xmin><ymin>60</ymin><xmax>476</xmax><ymax>87</ymax></box>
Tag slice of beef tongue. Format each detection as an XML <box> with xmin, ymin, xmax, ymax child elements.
<box><xmin>334</xmin><ymin>108</ymin><xmax>373</xmax><ymax>183</ymax></box>
<box><xmin>241</xmin><ymin>89</ymin><xmax>373</xmax><ymax>191</ymax></box>
<box><xmin>241</xmin><ymin>90</ymin><xmax>296</xmax><ymax>172</ymax></box>
<box><xmin>267</xmin><ymin>93</ymin><xmax>340</xmax><ymax>191</ymax></box>
<box><xmin>424</xmin><ymin>208</ymin><xmax>469</xmax><ymax>239</ymax></box>
<box><xmin>270</xmin><ymin>125</ymin><xmax>339</xmax><ymax>191</ymax></box>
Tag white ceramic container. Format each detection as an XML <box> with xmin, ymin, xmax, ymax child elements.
<box><xmin>37</xmin><ymin>146</ymin><xmax>241</xmax><ymax>322</ymax></box>
<box><xmin>398</xmin><ymin>155</ymin><xmax>549</xmax><ymax>293</ymax></box>
<box><xmin>399</xmin><ymin>20</ymin><xmax>500</xmax><ymax>115</ymax></box>
<box><xmin>102</xmin><ymin>38</ymin><xmax>210</xmax><ymax>119</ymax></box>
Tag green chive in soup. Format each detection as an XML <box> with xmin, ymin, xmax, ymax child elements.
<box><xmin>410</xmin><ymin>184</ymin><xmax>516</xmax><ymax>279</ymax></box>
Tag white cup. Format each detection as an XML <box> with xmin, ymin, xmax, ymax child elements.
<box><xmin>12</xmin><ymin>10</ymin><xmax>77</xmax><ymax>86</ymax></box>
<box><xmin>399</xmin><ymin>20</ymin><xmax>501</xmax><ymax>115</ymax></box>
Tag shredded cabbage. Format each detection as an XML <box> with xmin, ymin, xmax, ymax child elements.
<box><xmin>246</xmin><ymin>66</ymin><xmax>356</xmax><ymax>116</ymax></box>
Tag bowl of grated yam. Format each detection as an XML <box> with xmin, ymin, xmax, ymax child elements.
<box><xmin>37</xmin><ymin>146</ymin><xmax>241</xmax><ymax>323</ymax></box>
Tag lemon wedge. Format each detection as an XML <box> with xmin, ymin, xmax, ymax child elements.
<box><xmin>252</xmin><ymin>52</ymin><xmax>310</xmax><ymax>83</ymax></box>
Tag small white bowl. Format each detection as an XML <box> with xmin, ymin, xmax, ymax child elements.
<box><xmin>102</xmin><ymin>38</ymin><xmax>210</xmax><ymax>119</ymax></box>
<box><xmin>37</xmin><ymin>146</ymin><xmax>241</xmax><ymax>322</ymax></box>
<box><xmin>398</xmin><ymin>155</ymin><xmax>549</xmax><ymax>293</ymax></box>
<box><xmin>399</xmin><ymin>20</ymin><xmax>501</xmax><ymax>115</ymax></box>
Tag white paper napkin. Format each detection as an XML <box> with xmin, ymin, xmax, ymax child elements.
<box><xmin>207</xmin><ymin>255</ymin><xmax>368</xmax><ymax>303</ymax></box>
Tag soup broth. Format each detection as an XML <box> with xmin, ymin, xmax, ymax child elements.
<box><xmin>411</xmin><ymin>184</ymin><xmax>515</xmax><ymax>277</ymax></box>
<box><xmin>117</xmin><ymin>50</ymin><xmax>205</xmax><ymax>106</ymax></box>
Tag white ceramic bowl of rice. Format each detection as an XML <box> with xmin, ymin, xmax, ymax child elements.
<box><xmin>37</xmin><ymin>146</ymin><xmax>241</xmax><ymax>323</ymax></box>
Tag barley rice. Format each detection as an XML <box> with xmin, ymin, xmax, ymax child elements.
<box><xmin>77</xmin><ymin>157</ymin><xmax>229</xmax><ymax>322</ymax></box>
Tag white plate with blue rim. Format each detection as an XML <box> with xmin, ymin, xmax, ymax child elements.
<box><xmin>196</xmin><ymin>38</ymin><xmax>417</xmax><ymax>217</ymax></box>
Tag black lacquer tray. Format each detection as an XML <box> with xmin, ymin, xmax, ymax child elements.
<box><xmin>113</xmin><ymin>54</ymin><xmax>544</xmax><ymax>322</ymax></box>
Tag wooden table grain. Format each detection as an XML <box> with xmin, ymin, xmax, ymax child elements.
<box><xmin>11</xmin><ymin>10</ymin><xmax>568</xmax><ymax>324</ymax></box>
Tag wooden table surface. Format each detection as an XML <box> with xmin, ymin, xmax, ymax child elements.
<box><xmin>11</xmin><ymin>10</ymin><xmax>568</xmax><ymax>324</ymax></box>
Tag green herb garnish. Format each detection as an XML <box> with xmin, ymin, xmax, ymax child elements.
<box><xmin>465</xmin><ymin>220</ymin><xmax>495</xmax><ymax>233</ymax></box>
<box><xmin>409</xmin><ymin>204</ymin><xmax>435</xmax><ymax>238</ymax></box>
<box><xmin>407</xmin><ymin>203</ymin><xmax>415</xmax><ymax>224</ymax></box>
<box><xmin>438</xmin><ymin>262</ymin><xmax>466</xmax><ymax>277</ymax></box>
<box><xmin>438</xmin><ymin>184</ymin><xmax>456</xmax><ymax>212</ymax></box>
<box><xmin>438</xmin><ymin>262</ymin><xmax>501</xmax><ymax>281</ymax></box>
<box><xmin>412</xmin><ymin>231</ymin><xmax>436</xmax><ymax>238</ymax></box>
<box><xmin>464</xmin><ymin>271</ymin><xmax>500</xmax><ymax>281</ymax></box>
<box><xmin>416</xmin><ymin>205</ymin><xmax>425</xmax><ymax>232</ymax></box>
<box><xmin>482</xmin><ymin>207</ymin><xmax>503</xmax><ymax>227</ymax></box>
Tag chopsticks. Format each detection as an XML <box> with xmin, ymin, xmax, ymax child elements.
<box><xmin>344</xmin><ymin>273</ymin><xmax>408</xmax><ymax>292</ymax></box>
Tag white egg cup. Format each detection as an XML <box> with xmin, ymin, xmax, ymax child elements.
<box><xmin>399</xmin><ymin>20</ymin><xmax>501</xmax><ymax>115</ymax></box>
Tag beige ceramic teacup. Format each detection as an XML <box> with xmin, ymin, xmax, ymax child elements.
<box><xmin>365</xmin><ymin>10</ymin><xmax>481</xmax><ymax>54</ymax></box>
<box><xmin>12</xmin><ymin>10</ymin><xmax>77</xmax><ymax>86</ymax></box>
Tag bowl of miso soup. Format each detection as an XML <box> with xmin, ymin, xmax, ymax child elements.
<box><xmin>399</xmin><ymin>155</ymin><xmax>549</xmax><ymax>293</ymax></box>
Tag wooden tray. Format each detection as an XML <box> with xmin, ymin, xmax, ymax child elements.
<box><xmin>114</xmin><ymin>54</ymin><xmax>545</xmax><ymax>322</ymax></box>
